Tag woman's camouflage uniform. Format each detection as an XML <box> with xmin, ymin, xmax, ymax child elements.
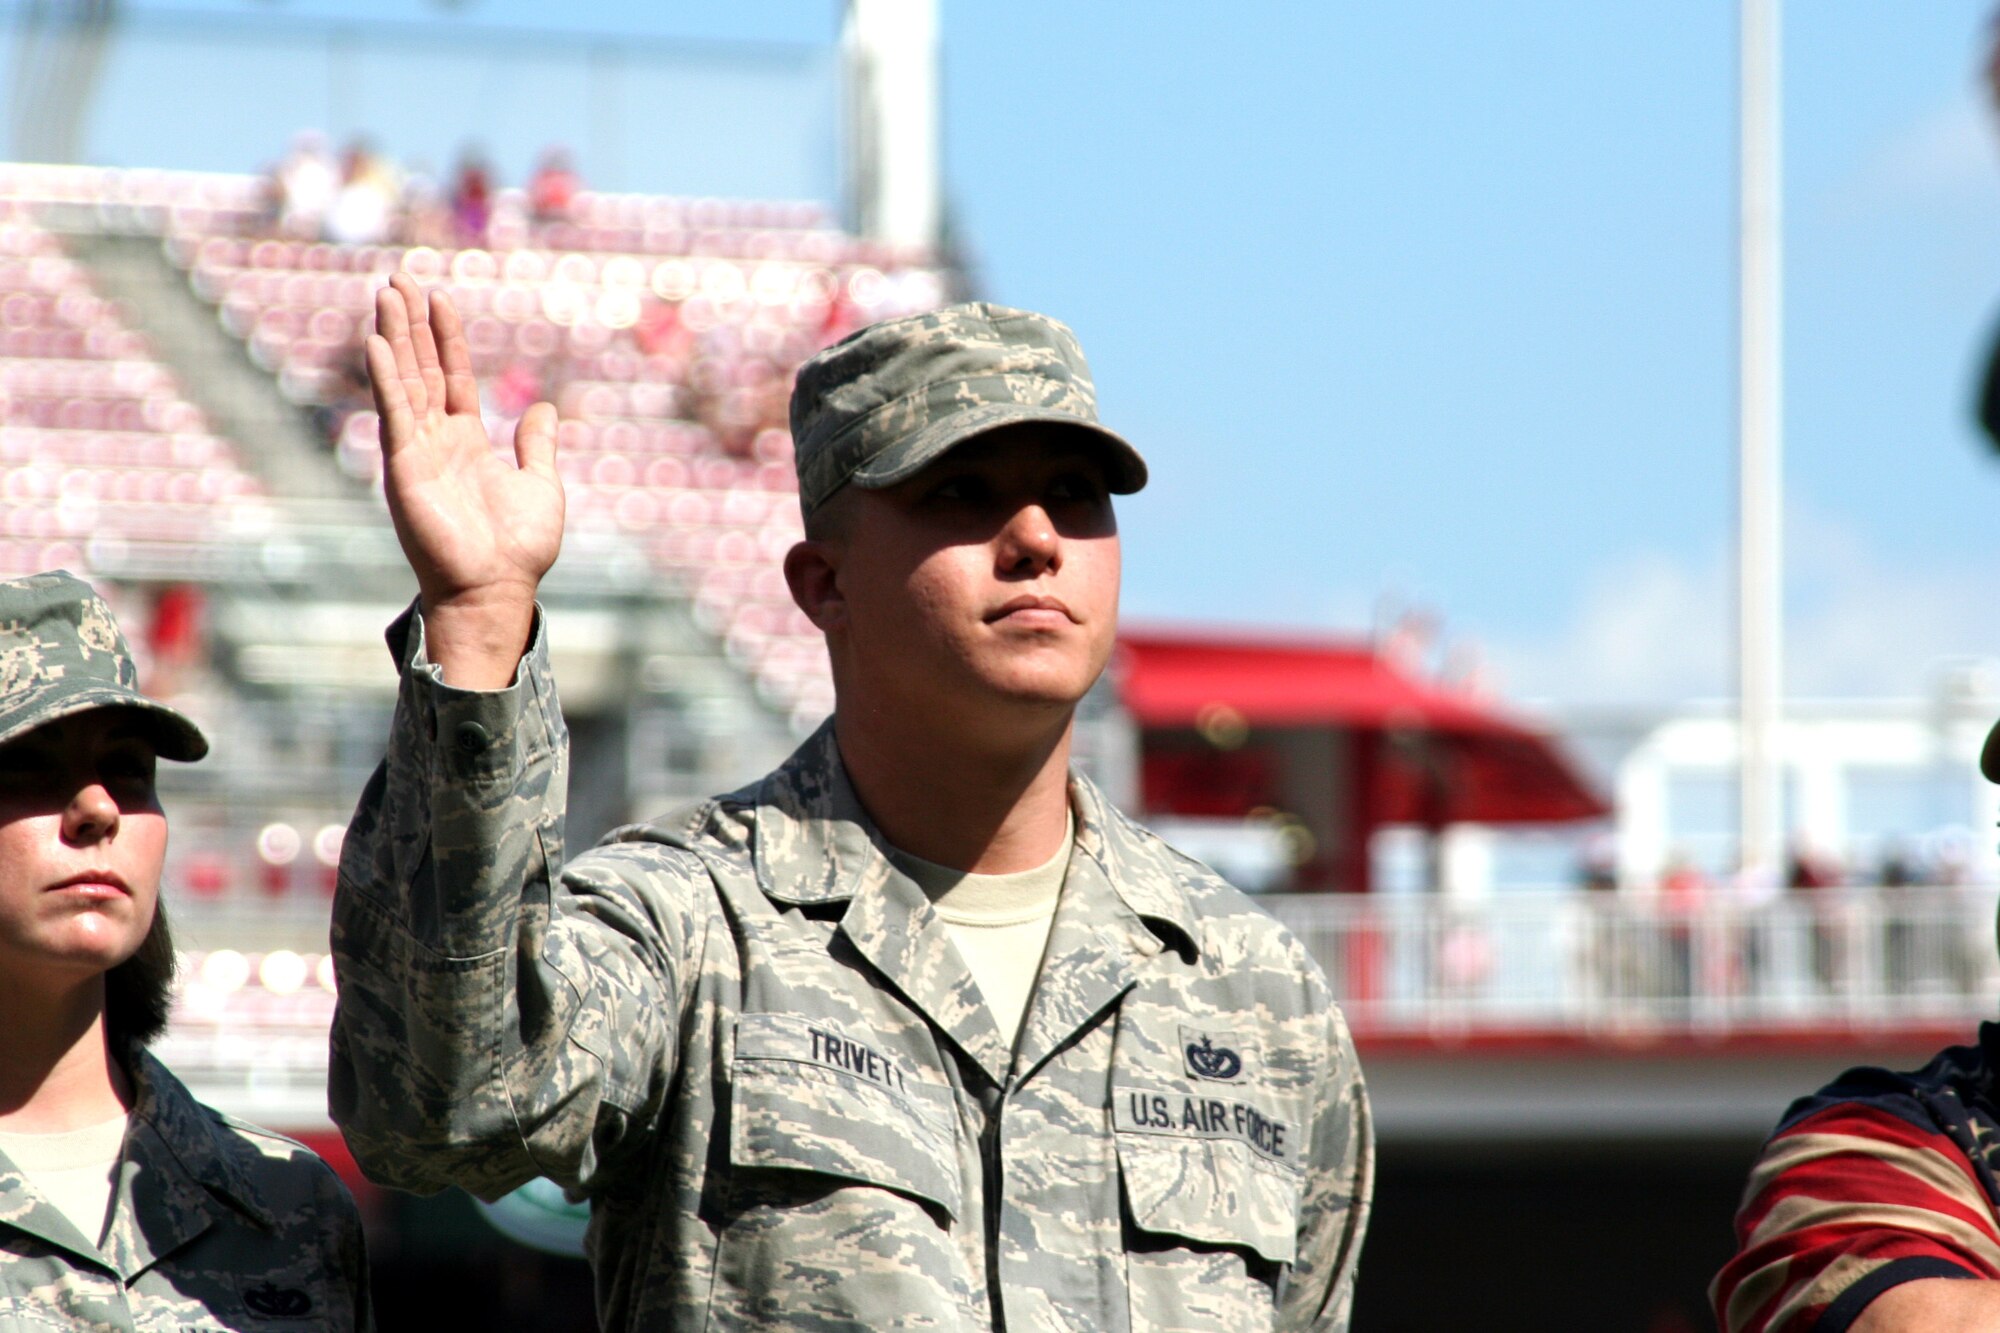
<box><xmin>0</xmin><ymin>1045</ymin><xmax>373</xmax><ymax>1332</ymax></box>
<box><xmin>330</xmin><ymin>609</ymin><xmax>1371</xmax><ymax>1332</ymax></box>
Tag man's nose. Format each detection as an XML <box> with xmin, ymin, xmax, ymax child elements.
<box><xmin>997</xmin><ymin>503</ymin><xmax>1061</xmax><ymax>575</ymax></box>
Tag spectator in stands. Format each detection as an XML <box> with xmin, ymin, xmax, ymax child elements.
<box><xmin>1878</xmin><ymin>840</ymin><xmax>1919</xmax><ymax>890</ymax></box>
<box><xmin>1712</xmin><ymin>725</ymin><xmax>2000</xmax><ymax>1331</ymax></box>
<box><xmin>140</xmin><ymin>583</ymin><xmax>203</xmax><ymax>699</ymax></box>
<box><xmin>448</xmin><ymin>151</ymin><xmax>492</xmax><ymax>246</ymax></box>
<box><xmin>1789</xmin><ymin>840</ymin><xmax>1843</xmax><ymax>892</ymax></box>
<box><xmin>1657</xmin><ymin>849</ymin><xmax>1707</xmax><ymax>998</ymax></box>
<box><xmin>1878</xmin><ymin>837</ymin><xmax>1923</xmax><ymax>993</ymax></box>
<box><xmin>1790</xmin><ymin>838</ymin><xmax>1847</xmax><ymax>990</ymax></box>
<box><xmin>311</xmin><ymin>352</ymin><xmax>374</xmax><ymax>450</ymax></box>
<box><xmin>275</xmin><ymin>131</ymin><xmax>338</xmax><ymax>240</ymax></box>
<box><xmin>398</xmin><ymin>161</ymin><xmax>454</xmax><ymax>250</ymax></box>
<box><xmin>325</xmin><ymin>139</ymin><xmax>399</xmax><ymax>247</ymax></box>
<box><xmin>0</xmin><ymin>571</ymin><xmax>372</xmax><ymax>1328</ymax></box>
<box><xmin>329</xmin><ymin>281</ymin><xmax>1371</xmax><ymax>1330</ymax></box>
<box><xmin>1577</xmin><ymin>835</ymin><xmax>1618</xmax><ymax>892</ymax></box>
<box><xmin>527</xmin><ymin>147</ymin><xmax>580</xmax><ymax>226</ymax></box>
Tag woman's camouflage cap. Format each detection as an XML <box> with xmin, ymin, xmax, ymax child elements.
<box><xmin>789</xmin><ymin>301</ymin><xmax>1149</xmax><ymax>517</ymax></box>
<box><xmin>0</xmin><ymin>570</ymin><xmax>207</xmax><ymax>760</ymax></box>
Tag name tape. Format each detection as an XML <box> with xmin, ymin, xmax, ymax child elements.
<box><xmin>735</xmin><ymin>1013</ymin><xmax>915</xmax><ymax>1099</ymax></box>
<box><xmin>804</xmin><ymin>1024</ymin><xmax>912</xmax><ymax>1096</ymax></box>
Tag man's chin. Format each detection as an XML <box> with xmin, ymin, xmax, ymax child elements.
<box><xmin>974</xmin><ymin>668</ymin><xmax>1098</xmax><ymax>713</ymax></box>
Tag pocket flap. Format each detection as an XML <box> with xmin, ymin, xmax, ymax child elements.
<box><xmin>729</xmin><ymin>1019</ymin><xmax>961</xmax><ymax>1223</ymax></box>
<box><xmin>1114</xmin><ymin>1088</ymin><xmax>1303</xmax><ymax>1264</ymax></box>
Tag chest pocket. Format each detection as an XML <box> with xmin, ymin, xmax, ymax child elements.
<box><xmin>1112</xmin><ymin>1087</ymin><xmax>1304</xmax><ymax>1264</ymax></box>
<box><xmin>727</xmin><ymin>1014</ymin><xmax>961</xmax><ymax>1222</ymax></box>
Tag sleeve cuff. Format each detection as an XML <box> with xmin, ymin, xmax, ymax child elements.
<box><xmin>1816</xmin><ymin>1256</ymin><xmax>1985</xmax><ymax>1333</ymax></box>
<box><xmin>385</xmin><ymin>599</ymin><xmax>556</xmax><ymax>786</ymax></box>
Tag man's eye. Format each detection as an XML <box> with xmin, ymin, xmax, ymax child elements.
<box><xmin>1048</xmin><ymin>473</ymin><xmax>1106</xmax><ymax>502</ymax></box>
<box><xmin>929</xmin><ymin>476</ymin><xmax>987</xmax><ymax>503</ymax></box>
<box><xmin>0</xmin><ymin>744</ymin><xmax>53</xmax><ymax>777</ymax></box>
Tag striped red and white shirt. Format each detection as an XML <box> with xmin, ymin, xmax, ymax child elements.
<box><xmin>1712</xmin><ymin>1027</ymin><xmax>2000</xmax><ymax>1333</ymax></box>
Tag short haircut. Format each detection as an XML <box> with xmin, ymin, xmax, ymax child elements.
<box><xmin>105</xmin><ymin>899</ymin><xmax>175</xmax><ymax>1046</ymax></box>
<box><xmin>803</xmin><ymin>485</ymin><xmax>859</xmax><ymax>543</ymax></box>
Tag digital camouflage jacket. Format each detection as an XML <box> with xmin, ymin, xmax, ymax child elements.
<box><xmin>329</xmin><ymin>609</ymin><xmax>1372</xmax><ymax>1332</ymax></box>
<box><xmin>0</xmin><ymin>1046</ymin><xmax>373</xmax><ymax>1332</ymax></box>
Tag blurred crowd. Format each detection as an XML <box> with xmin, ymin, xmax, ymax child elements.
<box><xmin>1578</xmin><ymin>835</ymin><xmax>1976</xmax><ymax>899</ymax></box>
<box><xmin>261</xmin><ymin>131</ymin><xmax>581</xmax><ymax>249</ymax></box>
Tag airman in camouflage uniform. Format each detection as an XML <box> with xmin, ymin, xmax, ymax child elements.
<box><xmin>1</xmin><ymin>1043</ymin><xmax>375</xmax><ymax>1332</ymax></box>
<box><xmin>330</xmin><ymin>287</ymin><xmax>1372</xmax><ymax>1331</ymax></box>
<box><xmin>0</xmin><ymin>571</ymin><xmax>373</xmax><ymax>1332</ymax></box>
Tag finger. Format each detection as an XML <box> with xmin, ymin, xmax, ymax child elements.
<box><xmin>430</xmin><ymin>291</ymin><xmax>481</xmax><ymax>417</ymax></box>
<box><xmin>390</xmin><ymin>273</ymin><xmax>445</xmax><ymax>414</ymax></box>
<box><xmin>363</xmin><ymin>334</ymin><xmax>416</xmax><ymax>455</ymax></box>
<box><xmin>376</xmin><ymin>281</ymin><xmax>429</xmax><ymax>418</ymax></box>
<box><xmin>513</xmin><ymin>401</ymin><xmax>560</xmax><ymax>481</ymax></box>
<box><xmin>396</xmin><ymin>275</ymin><xmax>448</xmax><ymax>411</ymax></box>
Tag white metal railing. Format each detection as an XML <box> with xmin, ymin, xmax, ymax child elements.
<box><xmin>162</xmin><ymin>887</ymin><xmax>2000</xmax><ymax>1120</ymax></box>
<box><xmin>1262</xmin><ymin>886</ymin><xmax>2000</xmax><ymax>1040</ymax></box>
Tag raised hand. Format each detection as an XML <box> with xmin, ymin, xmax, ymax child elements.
<box><xmin>366</xmin><ymin>274</ymin><xmax>563</xmax><ymax>688</ymax></box>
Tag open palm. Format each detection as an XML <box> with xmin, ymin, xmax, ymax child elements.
<box><xmin>366</xmin><ymin>274</ymin><xmax>564</xmax><ymax>612</ymax></box>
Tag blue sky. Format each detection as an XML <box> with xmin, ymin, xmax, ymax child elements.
<box><xmin>25</xmin><ymin>0</ymin><xmax>2000</xmax><ymax>704</ymax></box>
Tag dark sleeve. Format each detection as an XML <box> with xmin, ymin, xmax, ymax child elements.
<box><xmin>1711</xmin><ymin>1097</ymin><xmax>2000</xmax><ymax>1333</ymax></box>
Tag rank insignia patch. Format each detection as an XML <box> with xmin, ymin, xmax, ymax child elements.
<box><xmin>241</xmin><ymin>1281</ymin><xmax>313</xmax><ymax>1318</ymax></box>
<box><xmin>1180</xmin><ymin>1027</ymin><xmax>1251</xmax><ymax>1083</ymax></box>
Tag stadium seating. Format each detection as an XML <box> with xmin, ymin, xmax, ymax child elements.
<box><xmin>0</xmin><ymin>195</ymin><xmax>270</xmax><ymax>576</ymax></box>
<box><xmin>0</xmin><ymin>161</ymin><xmax>943</xmax><ymax>894</ymax></box>
<box><xmin>133</xmin><ymin>168</ymin><xmax>943</xmax><ymax>731</ymax></box>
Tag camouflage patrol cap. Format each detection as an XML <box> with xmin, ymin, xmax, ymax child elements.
<box><xmin>0</xmin><ymin>570</ymin><xmax>206</xmax><ymax>761</ymax></box>
<box><xmin>789</xmin><ymin>301</ymin><xmax>1148</xmax><ymax>518</ymax></box>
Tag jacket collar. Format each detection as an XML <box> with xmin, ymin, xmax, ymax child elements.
<box><xmin>100</xmin><ymin>1044</ymin><xmax>278</xmax><ymax>1280</ymax></box>
<box><xmin>751</xmin><ymin>720</ymin><xmax>1201</xmax><ymax>960</ymax></box>
<box><xmin>0</xmin><ymin>1043</ymin><xmax>275</xmax><ymax>1278</ymax></box>
<box><xmin>123</xmin><ymin>1046</ymin><xmax>276</xmax><ymax>1230</ymax></box>
<box><xmin>750</xmin><ymin>723</ymin><xmax>1203</xmax><ymax>1087</ymax></box>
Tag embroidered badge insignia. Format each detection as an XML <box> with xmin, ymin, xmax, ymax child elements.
<box><xmin>242</xmin><ymin>1282</ymin><xmax>313</xmax><ymax>1318</ymax></box>
<box><xmin>1184</xmin><ymin>1033</ymin><xmax>1244</xmax><ymax>1082</ymax></box>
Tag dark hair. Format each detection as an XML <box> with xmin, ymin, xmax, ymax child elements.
<box><xmin>104</xmin><ymin>897</ymin><xmax>175</xmax><ymax>1045</ymax></box>
<box><xmin>803</xmin><ymin>484</ymin><xmax>858</xmax><ymax>543</ymax></box>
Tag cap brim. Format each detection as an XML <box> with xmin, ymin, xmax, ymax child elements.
<box><xmin>0</xmin><ymin>682</ymin><xmax>209</xmax><ymax>762</ymax></box>
<box><xmin>1983</xmin><ymin>718</ymin><xmax>2000</xmax><ymax>784</ymax></box>
<box><xmin>848</xmin><ymin>402</ymin><xmax>1149</xmax><ymax>496</ymax></box>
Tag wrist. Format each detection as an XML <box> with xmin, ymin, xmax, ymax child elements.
<box><xmin>419</xmin><ymin>588</ymin><xmax>536</xmax><ymax>690</ymax></box>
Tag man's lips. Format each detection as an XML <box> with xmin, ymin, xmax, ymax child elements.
<box><xmin>986</xmin><ymin>594</ymin><xmax>1077</xmax><ymax>625</ymax></box>
<box><xmin>46</xmin><ymin>871</ymin><xmax>132</xmax><ymax>898</ymax></box>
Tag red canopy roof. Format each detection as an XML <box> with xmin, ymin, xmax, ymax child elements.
<box><xmin>1115</xmin><ymin>629</ymin><xmax>1609</xmax><ymax>825</ymax></box>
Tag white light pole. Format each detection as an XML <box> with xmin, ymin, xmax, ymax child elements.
<box><xmin>842</xmin><ymin>0</ymin><xmax>941</xmax><ymax>254</ymax></box>
<box><xmin>1738</xmin><ymin>0</ymin><xmax>1785</xmax><ymax>879</ymax></box>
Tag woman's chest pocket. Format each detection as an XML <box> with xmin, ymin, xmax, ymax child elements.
<box><xmin>1114</xmin><ymin>1087</ymin><xmax>1305</xmax><ymax>1333</ymax></box>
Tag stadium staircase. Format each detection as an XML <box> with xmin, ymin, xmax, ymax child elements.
<box><xmin>65</xmin><ymin>231</ymin><xmax>353</xmax><ymax>502</ymax></box>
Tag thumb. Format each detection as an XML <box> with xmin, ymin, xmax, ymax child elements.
<box><xmin>514</xmin><ymin>401</ymin><xmax>559</xmax><ymax>481</ymax></box>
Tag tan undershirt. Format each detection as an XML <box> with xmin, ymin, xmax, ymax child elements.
<box><xmin>890</xmin><ymin>817</ymin><xmax>1072</xmax><ymax>1047</ymax></box>
<box><xmin>0</xmin><ymin>1113</ymin><xmax>128</xmax><ymax>1246</ymax></box>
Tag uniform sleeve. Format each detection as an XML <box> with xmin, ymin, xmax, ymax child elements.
<box><xmin>1711</xmin><ymin>1101</ymin><xmax>2000</xmax><ymax>1333</ymax></box>
<box><xmin>328</xmin><ymin>603</ymin><xmax>698</xmax><ymax>1202</ymax></box>
<box><xmin>1277</xmin><ymin>1001</ymin><xmax>1374</xmax><ymax>1333</ymax></box>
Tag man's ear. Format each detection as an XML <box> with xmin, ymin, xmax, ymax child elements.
<box><xmin>784</xmin><ymin>539</ymin><xmax>847</xmax><ymax>634</ymax></box>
